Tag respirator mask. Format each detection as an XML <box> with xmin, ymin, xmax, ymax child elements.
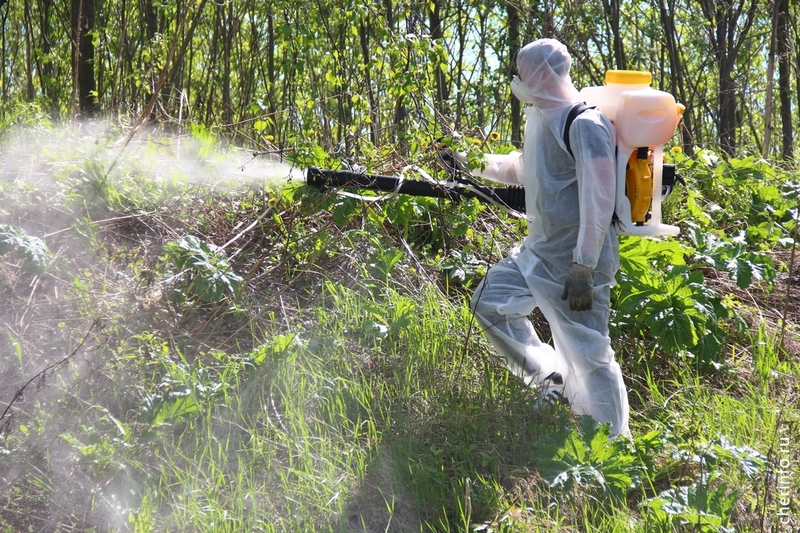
<box><xmin>511</xmin><ymin>75</ymin><xmax>536</xmax><ymax>104</ymax></box>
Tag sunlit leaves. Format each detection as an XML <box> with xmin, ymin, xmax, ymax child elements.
<box><xmin>0</xmin><ymin>224</ymin><xmax>51</xmax><ymax>274</ymax></box>
<box><xmin>614</xmin><ymin>237</ymin><xmax>732</xmax><ymax>369</ymax></box>
<box><xmin>163</xmin><ymin>235</ymin><xmax>242</xmax><ymax>302</ymax></box>
<box><xmin>537</xmin><ymin>416</ymin><xmax>644</xmax><ymax>502</ymax></box>
<box><xmin>642</xmin><ymin>435</ymin><xmax>767</xmax><ymax>532</ymax></box>
<box><xmin>679</xmin><ymin>154</ymin><xmax>797</xmax><ymax>248</ymax></box>
<box><xmin>686</xmin><ymin>224</ymin><xmax>776</xmax><ymax>290</ymax></box>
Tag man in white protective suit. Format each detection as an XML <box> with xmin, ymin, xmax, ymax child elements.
<box><xmin>469</xmin><ymin>39</ymin><xmax>630</xmax><ymax>438</ymax></box>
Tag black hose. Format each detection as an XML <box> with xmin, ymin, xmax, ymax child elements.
<box><xmin>305</xmin><ymin>168</ymin><xmax>526</xmax><ymax>212</ymax></box>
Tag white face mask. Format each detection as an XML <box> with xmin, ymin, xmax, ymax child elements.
<box><xmin>511</xmin><ymin>75</ymin><xmax>536</xmax><ymax>104</ymax></box>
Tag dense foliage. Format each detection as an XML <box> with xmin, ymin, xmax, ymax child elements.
<box><xmin>1</xmin><ymin>0</ymin><xmax>798</xmax><ymax>158</ymax></box>
<box><xmin>0</xmin><ymin>116</ymin><xmax>798</xmax><ymax>531</ymax></box>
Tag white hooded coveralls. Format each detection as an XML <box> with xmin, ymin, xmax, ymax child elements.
<box><xmin>470</xmin><ymin>39</ymin><xmax>629</xmax><ymax>437</ymax></box>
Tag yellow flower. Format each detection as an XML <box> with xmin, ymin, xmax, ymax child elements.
<box><xmin>671</xmin><ymin>145</ymin><xmax>683</xmax><ymax>154</ymax></box>
<box><xmin>265</xmin><ymin>135</ymin><xmax>275</xmax><ymax>142</ymax></box>
<box><xmin>489</xmin><ymin>131</ymin><xmax>500</xmax><ymax>141</ymax></box>
<box><xmin>472</xmin><ymin>138</ymin><xmax>482</xmax><ymax>146</ymax></box>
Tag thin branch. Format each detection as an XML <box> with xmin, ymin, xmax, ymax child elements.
<box><xmin>0</xmin><ymin>321</ymin><xmax>98</xmax><ymax>439</ymax></box>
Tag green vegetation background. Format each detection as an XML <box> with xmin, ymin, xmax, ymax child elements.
<box><xmin>0</xmin><ymin>115</ymin><xmax>798</xmax><ymax>532</ymax></box>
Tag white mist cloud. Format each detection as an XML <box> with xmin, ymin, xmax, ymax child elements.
<box><xmin>1</xmin><ymin>119</ymin><xmax>306</xmax><ymax>530</ymax></box>
<box><xmin>0</xmin><ymin>119</ymin><xmax>303</xmax><ymax>196</ymax></box>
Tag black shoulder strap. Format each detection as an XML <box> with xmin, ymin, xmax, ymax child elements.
<box><xmin>563</xmin><ymin>102</ymin><xmax>595</xmax><ymax>159</ymax></box>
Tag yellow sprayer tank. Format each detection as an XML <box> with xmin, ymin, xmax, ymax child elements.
<box><xmin>580</xmin><ymin>70</ymin><xmax>683</xmax><ymax>236</ymax></box>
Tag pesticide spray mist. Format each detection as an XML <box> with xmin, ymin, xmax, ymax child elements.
<box><xmin>2</xmin><ymin>120</ymin><xmax>302</xmax><ymax>193</ymax></box>
<box><xmin>0</xmin><ymin>120</ymin><xmax>303</xmax><ymax>530</ymax></box>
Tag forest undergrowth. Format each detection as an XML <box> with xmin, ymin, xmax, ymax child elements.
<box><xmin>0</xmin><ymin>121</ymin><xmax>798</xmax><ymax>532</ymax></box>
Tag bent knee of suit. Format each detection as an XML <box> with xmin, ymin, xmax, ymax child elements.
<box><xmin>567</xmin><ymin>350</ymin><xmax>614</xmax><ymax>376</ymax></box>
<box><xmin>470</xmin><ymin>285</ymin><xmax>496</xmax><ymax>316</ymax></box>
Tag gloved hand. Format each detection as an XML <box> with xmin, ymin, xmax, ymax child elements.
<box><xmin>435</xmin><ymin>145</ymin><xmax>467</xmax><ymax>173</ymax></box>
<box><xmin>561</xmin><ymin>263</ymin><xmax>594</xmax><ymax>311</ymax></box>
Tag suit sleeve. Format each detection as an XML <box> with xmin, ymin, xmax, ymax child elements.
<box><xmin>568</xmin><ymin>113</ymin><xmax>617</xmax><ymax>269</ymax></box>
<box><xmin>473</xmin><ymin>152</ymin><xmax>525</xmax><ymax>186</ymax></box>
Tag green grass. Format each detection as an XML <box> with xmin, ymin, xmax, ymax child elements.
<box><xmin>0</xmin><ymin>127</ymin><xmax>798</xmax><ymax>532</ymax></box>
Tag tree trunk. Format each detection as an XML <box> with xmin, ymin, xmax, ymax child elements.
<box><xmin>658</xmin><ymin>0</ymin><xmax>694</xmax><ymax>155</ymax></box>
<box><xmin>602</xmin><ymin>0</ymin><xmax>626</xmax><ymax>70</ymax></box>
<box><xmin>222</xmin><ymin>0</ymin><xmax>234</xmax><ymax>125</ymax></box>
<box><xmin>140</xmin><ymin>0</ymin><xmax>157</xmax><ymax>119</ymax></box>
<box><xmin>429</xmin><ymin>0</ymin><xmax>449</xmax><ymax>113</ymax></box>
<box><xmin>359</xmin><ymin>19</ymin><xmax>379</xmax><ymax>147</ymax></box>
<box><xmin>72</xmin><ymin>0</ymin><xmax>97</xmax><ymax>117</ymax></box>
<box><xmin>795</xmin><ymin>6</ymin><xmax>800</xmax><ymax>151</ymax></box>
<box><xmin>475</xmin><ymin>5</ymin><xmax>489</xmax><ymax>129</ymax></box>
<box><xmin>776</xmin><ymin>0</ymin><xmax>793</xmax><ymax>160</ymax></box>
<box><xmin>36</xmin><ymin>0</ymin><xmax>57</xmax><ymax>116</ymax></box>
<box><xmin>165</xmin><ymin>0</ymin><xmax>187</xmax><ymax>108</ymax></box>
<box><xmin>763</xmin><ymin>0</ymin><xmax>778</xmax><ymax>157</ymax></box>
<box><xmin>718</xmin><ymin>66</ymin><xmax>737</xmax><ymax>155</ymax></box>
<box><xmin>454</xmin><ymin>0</ymin><xmax>467</xmax><ymax>126</ymax></box>
<box><xmin>23</xmin><ymin>0</ymin><xmax>35</xmax><ymax>101</ymax></box>
<box><xmin>508</xmin><ymin>1</ymin><xmax>521</xmax><ymax>148</ymax></box>
<box><xmin>698</xmin><ymin>0</ymin><xmax>758</xmax><ymax>156</ymax></box>
<box><xmin>203</xmin><ymin>4</ymin><xmax>222</xmax><ymax>123</ymax></box>
<box><xmin>267</xmin><ymin>7</ymin><xmax>276</xmax><ymax>117</ymax></box>
<box><xmin>112</xmin><ymin>0</ymin><xmax>131</xmax><ymax>114</ymax></box>
<box><xmin>335</xmin><ymin>27</ymin><xmax>349</xmax><ymax>151</ymax></box>
<box><xmin>0</xmin><ymin>1</ymin><xmax>7</xmax><ymax>103</ymax></box>
<box><xmin>389</xmin><ymin>1</ymin><xmax>408</xmax><ymax>148</ymax></box>
<box><xmin>141</xmin><ymin>0</ymin><xmax>157</xmax><ymax>41</ymax></box>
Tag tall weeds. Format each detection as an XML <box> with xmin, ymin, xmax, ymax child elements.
<box><xmin>1</xmin><ymin>127</ymin><xmax>797</xmax><ymax>532</ymax></box>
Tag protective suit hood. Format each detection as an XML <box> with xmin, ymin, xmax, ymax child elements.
<box><xmin>514</xmin><ymin>39</ymin><xmax>580</xmax><ymax>110</ymax></box>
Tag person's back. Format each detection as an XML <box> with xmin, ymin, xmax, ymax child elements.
<box><xmin>522</xmin><ymin>104</ymin><xmax>618</xmax><ymax>286</ymax></box>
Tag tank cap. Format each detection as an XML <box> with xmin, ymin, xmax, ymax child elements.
<box><xmin>606</xmin><ymin>70</ymin><xmax>652</xmax><ymax>85</ymax></box>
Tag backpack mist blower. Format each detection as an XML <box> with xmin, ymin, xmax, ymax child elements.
<box><xmin>580</xmin><ymin>70</ymin><xmax>685</xmax><ymax>236</ymax></box>
<box><xmin>305</xmin><ymin>70</ymin><xmax>684</xmax><ymax>237</ymax></box>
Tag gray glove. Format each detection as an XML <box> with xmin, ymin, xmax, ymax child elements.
<box><xmin>561</xmin><ymin>263</ymin><xmax>594</xmax><ymax>311</ymax></box>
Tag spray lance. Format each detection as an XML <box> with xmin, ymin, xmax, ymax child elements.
<box><xmin>305</xmin><ymin>70</ymin><xmax>685</xmax><ymax>237</ymax></box>
<box><xmin>305</xmin><ymin>157</ymin><xmax>528</xmax><ymax>214</ymax></box>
